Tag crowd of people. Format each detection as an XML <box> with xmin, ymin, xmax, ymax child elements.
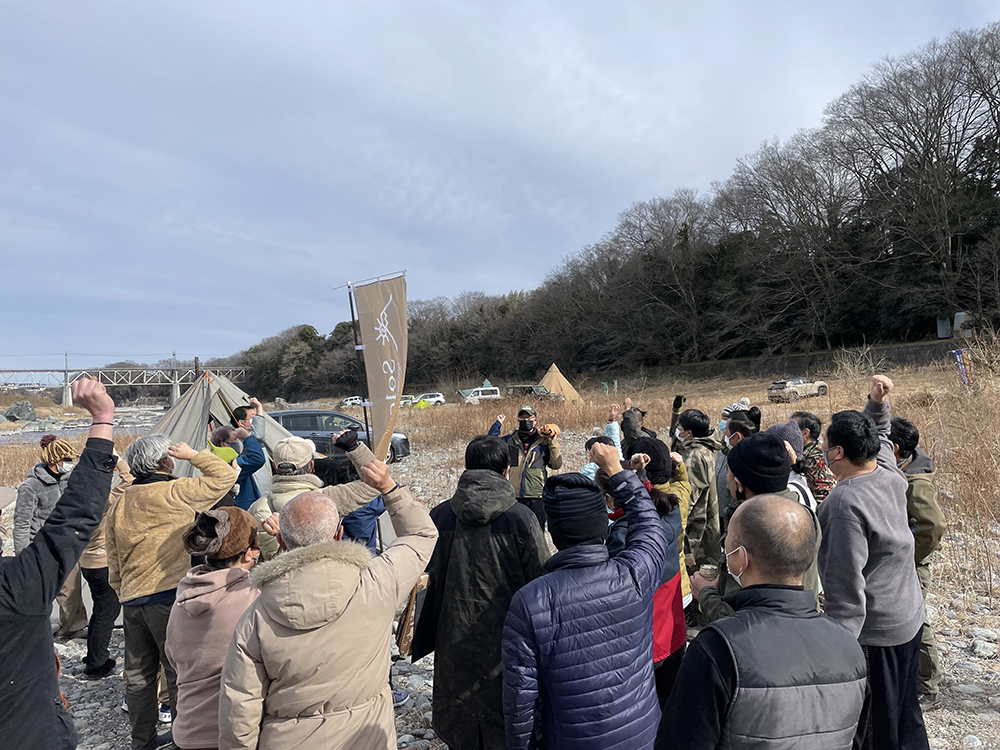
<box><xmin>0</xmin><ymin>374</ymin><xmax>947</xmax><ymax>750</ymax></box>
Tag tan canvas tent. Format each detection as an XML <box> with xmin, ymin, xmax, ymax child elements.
<box><xmin>148</xmin><ymin>371</ymin><xmax>293</xmax><ymax>488</ymax></box>
<box><xmin>539</xmin><ymin>363</ymin><xmax>582</xmax><ymax>404</ymax></box>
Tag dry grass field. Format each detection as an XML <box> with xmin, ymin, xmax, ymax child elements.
<box><xmin>387</xmin><ymin>360</ymin><xmax>997</xmax><ymax>601</ymax></box>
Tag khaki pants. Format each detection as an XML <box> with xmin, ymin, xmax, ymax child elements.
<box><xmin>55</xmin><ymin>563</ymin><xmax>89</xmax><ymax>634</ymax></box>
<box><xmin>916</xmin><ymin>563</ymin><xmax>941</xmax><ymax>695</ymax></box>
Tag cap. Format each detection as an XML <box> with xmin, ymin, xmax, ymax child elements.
<box><xmin>518</xmin><ymin>405</ymin><xmax>536</xmax><ymax>417</ymax></box>
<box><xmin>273</xmin><ymin>436</ymin><xmax>316</xmax><ymax>472</ymax></box>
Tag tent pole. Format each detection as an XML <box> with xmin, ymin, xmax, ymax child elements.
<box><xmin>347</xmin><ymin>283</ymin><xmax>373</xmax><ymax>451</ymax></box>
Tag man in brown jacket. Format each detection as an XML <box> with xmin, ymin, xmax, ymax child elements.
<box><xmin>107</xmin><ymin>435</ymin><xmax>237</xmax><ymax>750</ymax></box>
<box><xmin>219</xmin><ymin>458</ymin><xmax>438</xmax><ymax>750</ymax></box>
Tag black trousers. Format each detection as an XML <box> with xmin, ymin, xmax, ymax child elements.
<box><xmin>654</xmin><ymin>646</ymin><xmax>686</xmax><ymax>710</ymax></box>
<box><xmin>123</xmin><ymin>601</ymin><xmax>178</xmax><ymax>750</ymax></box>
<box><xmin>517</xmin><ymin>497</ymin><xmax>546</xmax><ymax>534</ymax></box>
<box><xmin>855</xmin><ymin>629</ymin><xmax>929</xmax><ymax>750</ymax></box>
<box><xmin>80</xmin><ymin>566</ymin><xmax>121</xmax><ymax>670</ymax></box>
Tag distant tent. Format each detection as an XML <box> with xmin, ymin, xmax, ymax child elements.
<box><xmin>148</xmin><ymin>371</ymin><xmax>293</xmax><ymax>491</ymax></box>
<box><xmin>539</xmin><ymin>364</ymin><xmax>582</xmax><ymax>404</ymax></box>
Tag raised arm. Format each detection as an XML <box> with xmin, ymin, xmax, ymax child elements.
<box><xmin>0</xmin><ymin>378</ymin><xmax>116</xmax><ymax>616</ymax></box>
<box><xmin>167</xmin><ymin>445</ymin><xmax>239</xmax><ymax>511</ymax></box>
<box><xmin>864</xmin><ymin>376</ymin><xmax>900</xmax><ymax>474</ymax></box>
<box><xmin>593</xmin><ymin>443</ymin><xmax>667</xmax><ymax>596</ymax></box>
<box><xmin>236</xmin><ymin>433</ymin><xmax>266</xmax><ymax>474</ymax></box>
<box><xmin>359</xmin><ymin>461</ymin><xmax>438</xmax><ymax>607</ymax></box>
<box><xmin>488</xmin><ymin>414</ymin><xmax>505</xmax><ymax>437</ymax></box>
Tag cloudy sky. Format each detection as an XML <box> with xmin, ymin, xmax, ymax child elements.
<box><xmin>1</xmin><ymin>1</ymin><xmax>996</xmax><ymax>370</ymax></box>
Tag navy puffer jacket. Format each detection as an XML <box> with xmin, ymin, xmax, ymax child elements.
<box><xmin>502</xmin><ymin>471</ymin><xmax>668</xmax><ymax>750</ymax></box>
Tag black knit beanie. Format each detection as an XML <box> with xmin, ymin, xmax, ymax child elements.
<box><xmin>632</xmin><ymin>437</ymin><xmax>675</xmax><ymax>485</ymax></box>
<box><xmin>542</xmin><ymin>473</ymin><xmax>609</xmax><ymax>549</ymax></box>
<box><xmin>727</xmin><ymin>433</ymin><xmax>791</xmax><ymax>495</ymax></box>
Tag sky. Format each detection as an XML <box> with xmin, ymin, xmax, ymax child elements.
<box><xmin>0</xmin><ymin>0</ymin><xmax>996</xmax><ymax>370</ymax></box>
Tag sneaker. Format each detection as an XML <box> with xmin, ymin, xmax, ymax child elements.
<box><xmin>158</xmin><ymin>704</ymin><xmax>172</xmax><ymax>724</ymax></box>
<box><xmin>119</xmin><ymin>699</ymin><xmax>128</xmax><ymax>713</ymax></box>
<box><xmin>918</xmin><ymin>693</ymin><xmax>939</xmax><ymax>710</ymax></box>
<box><xmin>392</xmin><ymin>688</ymin><xmax>410</xmax><ymax>708</ymax></box>
<box><xmin>82</xmin><ymin>658</ymin><xmax>116</xmax><ymax>680</ymax></box>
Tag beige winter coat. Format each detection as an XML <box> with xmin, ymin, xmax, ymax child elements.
<box><xmin>248</xmin><ymin>443</ymin><xmax>381</xmax><ymax>560</ymax></box>
<box><xmin>80</xmin><ymin>458</ymin><xmax>133</xmax><ymax>570</ymax></box>
<box><xmin>105</xmin><ymin>450</ymin><xmax>238</xmax><ymax>602</ymax></box>
<box><xmin>219</xmin><ymin>485</ymin><xmax>438</xmax><ymax>750</ymax></box>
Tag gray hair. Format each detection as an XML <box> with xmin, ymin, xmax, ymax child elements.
<box><xmin>278</xmin><ymin>491</ymin><xmax>341</xmax><ymax>550</ymax></box>
<box><xmin>125</xmin><ymin>434</ymin><xmax>173</xmax><ymax>478</ymax></box>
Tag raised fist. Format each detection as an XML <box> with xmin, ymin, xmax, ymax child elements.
<box><xmin>73</xmin><ymin>377</ymin><xmax>115</xmax><ymax>420</ymax></box>
<box><xmin>870</xmin><ymin>375</ymin><xmax>894</xmax><ymax>404</ymax></box>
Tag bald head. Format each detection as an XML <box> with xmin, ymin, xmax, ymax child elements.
<box><xmin>278</xmin><ymin>491</ymin><xmax>342</xmax><ymax>550</ymax></box>
<box><xmin>729</xmin><ymin>495</ymin><xmax>816</xmax><ymax>584</ymax></box>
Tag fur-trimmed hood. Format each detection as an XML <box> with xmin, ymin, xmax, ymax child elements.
<box><xmin>250</xmin><ymin>540</ymin><xmax>375</xmax><ymax>630</ymax></box>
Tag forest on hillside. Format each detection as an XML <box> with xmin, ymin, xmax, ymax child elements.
<box><xmin>224</xmin><ymin>24</ymin><xmax>1000</xmax><ymax>398</ymax></box>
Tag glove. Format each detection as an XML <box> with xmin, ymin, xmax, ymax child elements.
<box><xmin>672</xmin><ymin>394</ymin><xmax>686</xmax><ymax>412</ymax></box>
<box><xmin>539</xmin><ymin>424</ymin><xmax>561</xmax><ymax>439</ymax></box>
<box><xmin>335</xmin><ymin>430</ymin><xmax>360</xmax><ymax>452</ymax></box>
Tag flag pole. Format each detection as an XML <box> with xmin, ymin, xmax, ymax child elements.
<box><xmin>347</xmin><ymin>282</ymin><xmax>373</xmax><ymax>451</ymax></box>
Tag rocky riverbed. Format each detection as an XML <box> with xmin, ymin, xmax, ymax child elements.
<box><xmin>2</xmin><ymin>428</ymin><xmax>999</xmax><ymax>749</ymax></box>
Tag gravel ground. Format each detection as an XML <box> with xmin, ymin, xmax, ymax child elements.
<box><xmin>3</xmin><ymin>428</ymin><xmax>999</xmax><ymax>749</ymax></box>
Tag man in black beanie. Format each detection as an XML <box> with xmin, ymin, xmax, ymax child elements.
<box><xmin>694</xmin><ymin>433</ymin><xmax>823</xmax><ymax>624</ymax></box>
<box><xmin>502</xmin><ymin>443</ymin><xmax>668</xmax><ymax>750</ymax></box>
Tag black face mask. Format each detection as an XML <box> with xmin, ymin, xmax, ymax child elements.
<box><xmin>518</xmin><ymin>420</ymin><xmax>535</xmax><ymax>433</ymax></box>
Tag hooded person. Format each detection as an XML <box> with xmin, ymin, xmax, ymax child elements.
<box><xmin>13</xmin><ymin>435</ymin><xmax>90</xmax><ymax>637</ymax></box>
<box><xmin>606</xmin><ymin>436</ymin><xmax>690</xmax><ymax>707</ymax></box>
<box><xmin>502</xmin><ymin>443</ymin><xmax>668</xmax><ymax>750</ymax></box>
<box><xmin>218</xmin><ymin>460</ymin><xmax>438</xmax><ymax>750</ymax></box>
<box><xmin>695</xmin><ymin>433</ymin><xmax>823</xmax><ymax>625</ymax></box>
<box><xmin>890</xmin><ymin>416</ymin><xmax>946</xmax><ymax>704</ymax></box>
<box><xmin>165</xmin><ymin>508</ymin><xmax>261</xmax><ymax>750</ymax></box>
<box><xmin>412</xmin><ymin>435</ymin><xmax>550</xmax><ymax>750</ymax></box>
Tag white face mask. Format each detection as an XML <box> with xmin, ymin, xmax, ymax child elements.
<box><xmin>674</xmin><ymin>426</ymin><xmax>683</xmax><ymax>440</ymax></box>
<box><xmin>59</xmin><ymin>461</ymin><xmax>74</xmax><ymax>474</ymax></box>
<box><xmin>724</xmin><ymin>434</ymin><xmax>732</xmax><ymax>449</ymax></box>
<box><xmin>726</xmin><ymin>545</ymin><xmax>747</xmax><ymax>587</ymax></box>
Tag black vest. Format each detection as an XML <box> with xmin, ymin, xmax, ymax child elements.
<box><xmin>707</xmin><ymin>586</ymin><xmax>867</xmax><ymax>750</ymax></box>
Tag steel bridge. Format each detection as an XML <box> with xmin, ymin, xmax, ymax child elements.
<box><xmin>0</xmin><ymin>367</ymin><xmax>246</xmax><ymax>406</ymax></box>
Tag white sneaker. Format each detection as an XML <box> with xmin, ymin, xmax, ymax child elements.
<box><xmin>158</xmin><ymin>704</ymin><xmax>172</xmax><ymax>724</ymax></box>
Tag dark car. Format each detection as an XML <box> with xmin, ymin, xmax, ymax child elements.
<box><xmin>269</xmin><ymin>409</ymin><xmax>411</xmax><ymax>463</ymax></box>
<box><xmin>504</xmin><ymin>384</ymin><xmax>565</xmax><ymax>402</ymax></box>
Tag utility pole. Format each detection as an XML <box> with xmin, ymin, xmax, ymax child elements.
<box><xmin>61</xmin><ymin>350</ymin><xmax>72</xmax><ymax>407</ymax></box>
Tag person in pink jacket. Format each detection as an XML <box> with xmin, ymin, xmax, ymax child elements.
<box><xmin>165</xmin><ymin>507</ymin><xmax>261</xmax><ymax>750</ymax></box>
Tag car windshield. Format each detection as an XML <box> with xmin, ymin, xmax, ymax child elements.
<box><xmin>323</xmin><ymin>414</ymin><xmax>362</xmax><ymax>432</ymax></box>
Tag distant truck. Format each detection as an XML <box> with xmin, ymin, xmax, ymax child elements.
<box><xmin>504</xmin><ymin>384</ymin><xmax>565</xmax><ymax>402</ymax></box>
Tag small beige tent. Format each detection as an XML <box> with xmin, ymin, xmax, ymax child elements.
<box><xmin>149</xmin><ymin>371</ymin><xmax>293</xmax><ymax>486</ymax></box>
<box><xmin>539</xmin><ymin>363</ymin><xmax>582</xmax><ymax>404</ymax></box>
